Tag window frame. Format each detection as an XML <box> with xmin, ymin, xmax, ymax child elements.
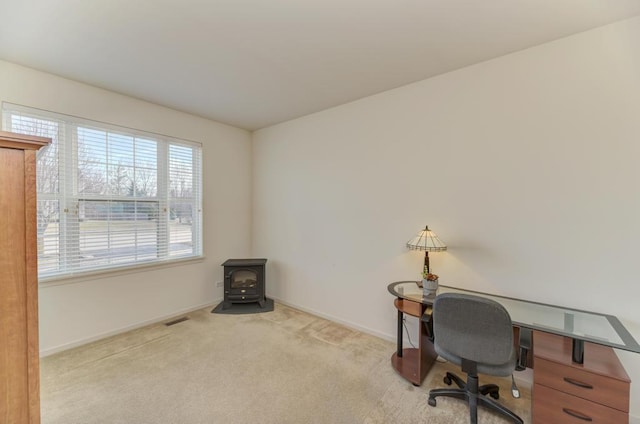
<box><xmin>2</xmin><ymin>103</ymin><xmax>203</xmax><ymax>282</ymax></box>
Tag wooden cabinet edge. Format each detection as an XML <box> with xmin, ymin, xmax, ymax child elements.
<box><xmin>1</xmin><ymin>132</ymin><xmax>50</xmax><ymax>424</ymax></box>
<box><xmin>0</xmin><ymin>131</ymin><xmax>51</xmax><ymax>150</ymax></box>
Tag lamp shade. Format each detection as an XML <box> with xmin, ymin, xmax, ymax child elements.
<box><xmin>406</xmin><ymin>226</ymin><xmax>447</xmax><ymax>252</ymax></box>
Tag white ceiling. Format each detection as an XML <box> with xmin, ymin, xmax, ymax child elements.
<box><xmin>1</xmin><ymin>1</ymin><xmax>640</xmax><ymax>131</ymax></box>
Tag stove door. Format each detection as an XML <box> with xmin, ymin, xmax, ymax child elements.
<box><xmin>230</xmin><ymin>269</ymin><xmax>257</xmax><ymax>289</ymax></box>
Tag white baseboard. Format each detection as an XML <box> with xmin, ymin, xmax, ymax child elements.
<box><xmin>42</xmin><ymin>296</ymin><xmax>391</xmax><ymax>358</ymax></box>
<box><xmin>40</xmin><ymin>298</ymin><xmax>222</xmax><ymax>357</ymax></box>
<box><xmin>269</xmin><ymin>295</ymin><xmax>396</xmax><ymax>343</ymax></box>
<box><xmin>41</xmin><ymin>296</ymin><xmax>392</xmax><ymax>357</ymax></box>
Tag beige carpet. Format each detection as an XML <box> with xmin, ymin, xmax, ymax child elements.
<box><xmin>41</xmin><ymin>303</ymin><xmax>531</xmax><ymax>423</ymax></box>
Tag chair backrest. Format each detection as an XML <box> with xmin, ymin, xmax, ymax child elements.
<box><xmin>432</xmin><ymin>293</ymin><xmax>514</xmax><ymax>366</ymax></box>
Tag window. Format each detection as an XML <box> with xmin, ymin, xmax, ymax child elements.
<box><xmin>2</xmin><ymin>103</ymin><xmax>202</xmax><ymax>280</ymax></box>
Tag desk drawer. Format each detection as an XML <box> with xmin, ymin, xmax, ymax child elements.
<box><xmin>535</xmin><ymin>357</ymin><xmax>629</xmax><ymax>412</ymax></box>
<box><xmin>533</xmin><ymin>384</ymin><xmax>627</xmax><ymax>424</ymax></box>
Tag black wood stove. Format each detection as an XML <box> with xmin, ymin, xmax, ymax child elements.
<box><xmin>221</xmin><ymin>258</ymin><xmax>267</xmax><ymax>309</ymax></box>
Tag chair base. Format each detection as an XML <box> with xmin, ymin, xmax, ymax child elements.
<box><xmin>428</xmin><ymin>372</ymin><xmax>523</xmax><ymax>424</ymax></box>
<box><xmin>442</xmin><ymin>371</ymin><xmax>501</xmax><ymax>399</ymax></box>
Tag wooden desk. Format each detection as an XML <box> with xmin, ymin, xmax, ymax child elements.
<box><xmin>390</xmin><ymin>298</ymin><xmax>437</xmax><ymax>385</ymax></box>
<box><xmin>388</xmin><ymin>281</ymin><xmax>638</xmax><ymax>422</ymax></box>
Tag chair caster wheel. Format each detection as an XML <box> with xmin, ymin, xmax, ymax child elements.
<box><xmin>428</xmin><ymin>397</ymin><xmax>436</xmax><ymax>407</ymax></box>
<box><xmin>443</xmin><ymin>375</ymin><xmax>452</xmax><ymax>385</ymax></box>
<box><xmin>490</xmin><ymin>392</ymin><xmax>499</xmax><ymax>400</ymax></box>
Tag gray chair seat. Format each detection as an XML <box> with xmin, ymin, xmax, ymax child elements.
<box><xmin>435</xmin><ymin>341</ymin><xmax>518</xmax><ymax>377</ymax></box>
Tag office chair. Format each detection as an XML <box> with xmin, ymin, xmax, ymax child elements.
<box><xmin>427</xmin><ymin>293</ymin><xmax>523</xmax><ymax>424</ymax></box>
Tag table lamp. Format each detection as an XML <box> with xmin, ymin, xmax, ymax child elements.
<box><xmin>406</xmin><ymin>225</ymin><xmax>447</xmax><ymax>278</ymax></box>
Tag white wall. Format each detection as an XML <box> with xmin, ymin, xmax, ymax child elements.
<box><xmin>0</xmin><ymin>60</ymin><xmax>253</xmax><ymax>354</ymax></box>
<box><xmin>252</xmin><ymin>16</ymin><xmax>640</xmax><ymax>417</ymax></box>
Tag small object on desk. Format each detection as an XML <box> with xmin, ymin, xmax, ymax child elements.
<box><xmin>422</xmin><ymin>306</ymin><xmax>434</xmax><ymax>342</ymax></box>
<box><xmin>422</xmin><ymin>272</ymin><xmax>439</xmax><ymax>296</ymax></box>
<box><xmin>421</xmin><ymin>306</ymin><xmax>433</xmax><ymax>323</ymax></box>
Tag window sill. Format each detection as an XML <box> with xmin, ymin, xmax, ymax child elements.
<box><xmin>38</xmin><ymin>256</ymin><xmax>206</xmax><ymax>287</ymax></box>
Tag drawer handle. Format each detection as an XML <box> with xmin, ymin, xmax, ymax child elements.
<box><xmin>563</xmin><ymin>377</ymin><xmax>593</xmax><ymax>389</ymax></box>
<box><xmin>562</xmin><ymin>408</ymin><xmax>593</xmax><ymax>422</ymax></box>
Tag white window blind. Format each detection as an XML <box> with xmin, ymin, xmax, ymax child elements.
<box><xmin>2</xmin><ymin>103</ymin><xmax>202</xmax><ymax>280</ymax></box>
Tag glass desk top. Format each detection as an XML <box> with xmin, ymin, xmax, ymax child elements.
<box><xmin>388</xmin><ymin>281</ymin><xmax>640</xmax><ymax>354</ymax></box>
